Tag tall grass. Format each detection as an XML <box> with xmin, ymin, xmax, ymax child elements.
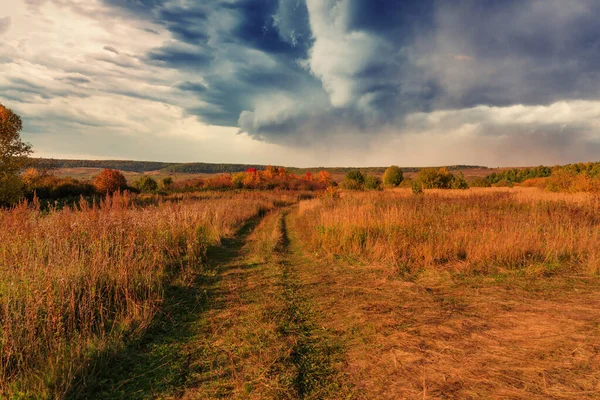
<box><xmin>296</xmin><ymin>189</ymin><xmax>600</xmax><ymax>276</ymax></box>
<box><xmin>0</xmin><ymin>191</ymin><xmax>291</xmax><ymax>397</ymax></box>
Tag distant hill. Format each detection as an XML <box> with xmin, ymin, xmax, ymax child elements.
<box><xmin>34</xmin><ymin>158</ymin><xmax>174</xmax><ymax>172</ymax></box>
<box><xmin>33</xmin><ymin>158</ymin><xmax>489</xmax><ymax>174</ymax></box>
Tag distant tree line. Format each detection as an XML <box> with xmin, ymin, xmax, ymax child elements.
<box><xmin>162</xmin><ymin>162</ymin><xmax>268</xmax><ymax>174</ymax></box>
<box><xmin>34</xmin><ymin>158</ymin><xmax>488</xmax><ymax>176</ymax></box>
<box><xmin>34</xmin><ymin>158</ymin><xmax>174</xmax><ymax>172</ymax></box>
<box><xmin>476</xmin><ymin>166</ymin><xmax>553</xmax><ymax>187</ymax></box>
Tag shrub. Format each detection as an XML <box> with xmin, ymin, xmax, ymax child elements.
<box><xmin>134</xmin><ymin>176</ymin><xmax>158</xmax><ymax>192</ymax></box>
<box><xmin>383</xmin><ymin>165</ymin><xmax>404</xmax><ymax>187</ymax></box>
<box><xmin>451</xmin><ymin>172</ymin><xmax>469</xmax><ymax>189</ymax></box>
<box><xmin>364</xmin><ymin>175</ymin><xmax>382</xmax><ymax>190</ymax></box>
<box><xmin>346</xmin><ymin>170</ymin><xmax>365</xmax><ymax>185</ymax></box>
<box><xmin>0</xmin><ymin>175</ymin><xmax>24</xmax><ymax>206</ymax></box>
<box><xmin>92</xmin><ymin>169</ymin><xmax>127</xmax><ymax>194</ymax></box>
<box><xmin>161</xmin><ymin>176</ymin><xmax>173</xmax><ymax>189</ymax></box>
<box><xmin>341</xmin><ymin>178</ymin><xmax>363</xmax><ymax>190</ymax></box>
<box><xmin>418</xmin><ymin>167</ymin><xmax>454</xmax><ymax>189</ymax></box>
<box><xmin>412</xmin><ymin>181</ymin><xmax>423</xmax><ymax>195</ymax></box>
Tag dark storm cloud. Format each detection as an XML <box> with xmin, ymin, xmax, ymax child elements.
<box><xmin>424</xmin><ymin>0</ymin><xmax>600</xmax><ymax>109</ymax></box>
<box><xmin>146</xmin><ymin>45</ymin><xmax>214</xmax><ymax>69</ymax></box>
<box><xmin>93</xmin><ymin>0</ymin><xmax>600</xmax><ymax>147</ymax></box>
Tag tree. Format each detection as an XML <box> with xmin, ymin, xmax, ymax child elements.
<box><xmin>1</xmin><ymin>104</ymin><xmax>33</xmax><ymax>205</ymax></box>
<box><xmin>383</xmin><ymin>165</ymin><xmax>404</xmax><ymax>187</ymax></box>
<box><xmin>451</xmin><ymin>172</ymin><xmax>469</xmax><ymax>189</ymax></box>
<box><xmin>418</xmin><ymin>167</ymin><xmax>454</xmax><ymax>189</ymax></box>
<box><xmin>346</xmin><ymin>170</ymin><xmax>364</xmax><ymax>184</ymax></box>
<box><xmin>134</xmin><ymin>175</ymin><xmax>158</xmax><ymax>192</ymax></box>
<box><xmin>93</xmin><ymin>169</ymin><xmax>127</xmax><ymax>194</ymax></box>
<box><xmin>317</xmin><ymin>170</ymin><xmax>332</xmax><ymax>185</ymax></box>
<box><xmin>364</xmin><ymin>174</ymin><xmax>382</xmax><ymax>190</ymax></box>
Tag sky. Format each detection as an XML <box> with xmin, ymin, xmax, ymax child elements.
<box><xmin>1</xmin><ymin>0</ymin><xmax>600</xmax><ymax>167</ymax></box>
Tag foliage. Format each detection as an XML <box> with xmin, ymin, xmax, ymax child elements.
<box><xmin>162</xmin><ymin>162</ymin><xmax>267</xmax><ymax>174</ymax></box>
<box><xmin>411</xmin><ymin>181</ymin><xmax>423</xmax><ymax>195</ymax></box>
<box><xmin>364</xmin><ymin>174</ymin><xmax>382</xmax><ymax>190</ymax></box>
<box><xmin>417</xmin><ymin>167</ymin><xmax>454</xmax><ymax>189</ymax></box>
<box><xmin>92</xmin><ymin>169</ymin><xmax>128</xmax><ymax>194</ymax></box>
<box><xmin>345</xmin><ymin>170</ymin><xmax>365</xmax><ymax>185</ymax></box>
<box><xmin>161</xmin><ymin>176</ymin><xmax>173</xmax><ymax>189</ymax></box>
<box><xmin>382</xmin><ymin>165</ymin><xmax>404</xmax><ymax>187</ymax></box>
<box><xmin>451</xmin><ymin>172</ymin><xmax>469</xmax><ymax>189</ymax></box>
<box><xmin>174</xmin><ymin>166</ymin><xmax>328</xmax><ymax>192</ymax></box>
<box><xmin>134</xmin><ymin>175</ymin><xmax>159</xmax><ymax>192</ymax></box>
<box><xmin>483</xmin><ymin>166</ymin><xmax>552</xmax><ymax>186</ymax></box>
<box><xmin>340</xmin><ymin>178</ymin><xmax>363</xmax><ymax>190</ymax></box>
<box><xmin>0</xmin><ymin>104</ymin><xmax>33</xmax><ymax>206</ymax></box>
<box><xmin>23</xmin><ymin>169</ymin><xmax>95</xmax><ymax>201</ymax></box>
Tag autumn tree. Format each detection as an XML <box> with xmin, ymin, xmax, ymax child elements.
<box><xmin>418</xmin><ymin>167</ymin><xmax>454</xmax><ymax>189</ymax></box>
<box><xmin>383</xmin><ymin>165</ymin><xmax>404</xmax><ymax>187</ymax></box>
<box><xmin>0</xmin><ymin>104</ymin><xmax>33</xmax><ymax>205</ymax></box>
<box><xmin>93</xmin><ymin>169</ymin><xmax>127</xmax><ymax>194</ymax></box>
<box><xmin>317</xmin><ymin>170</ymin><xmax>332</xmax><ymax>185</ymax></box>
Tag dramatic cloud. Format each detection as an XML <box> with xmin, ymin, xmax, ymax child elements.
<box><xmin>2</xmin><ymin>0</ymin><xmax>600</xmax><ymax>166</ymax></box>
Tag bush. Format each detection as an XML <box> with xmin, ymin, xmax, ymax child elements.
<box><xmin>383</xmin><ymin>165</ymin><xmax>404</xmax><ymax>187</ymax></box>
<box><xmin>341</xmin><ymin>178</ymin><xmax>363</xmax><ymax>190</ymax></box>
<box><xmin>451</xmin><ymin>172</ymin><xmax>469</xmax><ymax>189</ymax></box>
<box><xmin>346</xmin><ymin>170</ymin><xmax>365</xmax><ymax>185</ymax></box>
<box><xmin>364</xmin><ymin>175</ymin><xmax>382</xmax><ymax>190</ymax></box>
<box><xmin>418</xmin><ymin>167</ymin><xmax>454</xmax><ymax>189</ymax></box>
<box><xmin>93</xmin><ymin>169</ymin><xmax>127</xmax><ymax>194</ymax></box>
<box><xmin>161</xmin><ymin>176</ymin><xmax>173</xmax><ymax>189</ymax></box>
<box><xmin>134</xmin><ymin>176</ymin><xmax>158</xmax><ymax>192</ymax></box>
<box><xmin>412</xmin><ymin>181</ymin><xmax>423</xmax><ymax>195</ymax></box>
<box><xmin>0</xmin><ymin>175</ymin><xmax>24</xmax><ymax>206</ymax></box>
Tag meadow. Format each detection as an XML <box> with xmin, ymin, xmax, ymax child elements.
<box><xmin>0</xmin><ymin>190</ymin><xmax>296</xmax><ymax>398</ymax></box>
<box><xmin>295</xmin><ymin>188</ymin><xmax>600</xmax><ymax>277</ymax></box>
<box><xmin>2</xmin><ymin>182</ymin><xmax>600</xmax><ymax>399</ymax></box>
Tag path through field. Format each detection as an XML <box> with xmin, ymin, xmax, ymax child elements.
<box><xmin>78</xmin><ymin>206</ymin><xmax>600</xmax><ymax>399</ymax></box>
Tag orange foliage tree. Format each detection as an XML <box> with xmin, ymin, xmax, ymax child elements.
<box><xmin>93</xmin><ymin>169</ymin><xmax>127</xmax><ymax>194</ymax></box>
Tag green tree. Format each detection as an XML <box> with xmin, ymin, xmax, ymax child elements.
<box><xmin>134</xmin><ymin>175</ymin><xmax>158</xmax><ymax>192</ymax></box>
<box><xmin>1</xmin><ymin>104</ymin><xmax>32</xmax><ymax>206</ymax></box>
<box><xmin>346</xmin><ymin>170</ymin><xmax>365</xmax><ymax>184</ymax></box>
<box><xmin>418</xmin><ymin>167</ymin><xmax>454</xmax><ymax>189</ymax></box>
<box><xmin>451</xmin><ymin>172</ymin><xmax>469</xmax><ymax>189</ymax></box>
<box><xmin>364</xmin><ymin>174</ymin><xmax>382</xmax><ymax>190</ymax></box>
<box><xmin>382</xmin><ymin>165</ymin><xmax>404</xmax><ymax>187</ymax></box>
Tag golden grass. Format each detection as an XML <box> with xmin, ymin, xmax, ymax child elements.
<box><xmin>289</xmin><ymin>189</ymin><xmax>600</xmax><ymax>398</ymax></box>
<box><xmin>298</xmin><ymin>188</ymin><xmax>600</xmax><ymax>276</ymax></box>
<box><xmin>0</xmin><ymin>191</ymin><xmax>293</xmax><ymax>397</ymax></box>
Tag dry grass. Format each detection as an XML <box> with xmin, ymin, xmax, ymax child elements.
<box><xmin>298</xmin><ymin>188</ymin><xmax>600</xmax><ymax>276</ymax></box>
<box><xmin>289</xmin><ymin>188</ymin><xmax>600</xmax><ymax>398</ymax></box>
<box><xmin>0</xmin><ymin>191</ymin><xmax>292</xmax><ymax>397</ymax></box>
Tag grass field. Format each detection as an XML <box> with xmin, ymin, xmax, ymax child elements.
<box><xmin>1</xmin><ymin>187</ymin><xmax>599</xmax><ymax>399</ymax></box>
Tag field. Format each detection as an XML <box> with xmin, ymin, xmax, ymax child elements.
<box><xmin>1</xmin><ymin>187</ymin><xmax>599</xmax><ymax>399</ymax></box>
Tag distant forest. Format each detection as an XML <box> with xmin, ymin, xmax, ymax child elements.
<box><xmin>34</xmin><ymin>158</ymin><xmax>488</xmax><ymax>174</ymax></box>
